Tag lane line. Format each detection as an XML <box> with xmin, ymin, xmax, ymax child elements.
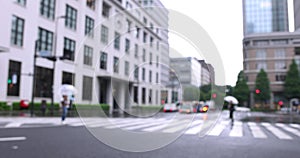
<box><xmin>0</xmin><ymin>137</ymin><xmax>26</xmax><ymax>142</ymax></box>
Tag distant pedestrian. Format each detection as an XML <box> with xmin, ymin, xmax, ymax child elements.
<box><xmin>229</xmin><ymin>101</ymin><xmax>235</xmax><ymax>120</ymax></box>
<box><xmin>61</xmin><ymin>95</ymin><xmax>70</xmax><ymax>124</ymax></box>
<box><xmin>40</xmin><ymin>100</ymin><xmax>47</xmax><ymax>116</ymax></box>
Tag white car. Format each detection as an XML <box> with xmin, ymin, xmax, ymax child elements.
<box><xmin>163</xmin><ymin>103</ymin><xmax>178</xmax><ymax>112</ymax></box>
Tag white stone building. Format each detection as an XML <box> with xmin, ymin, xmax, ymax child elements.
<box><xmin>0</xmin><ymin>0</ymin><xmax>169</xmax><ymax>114</ymax></box>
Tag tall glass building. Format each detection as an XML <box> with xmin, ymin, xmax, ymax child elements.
<box><xmin>243</xmin><ymin>0</ymin><xmax>289</xmax><ymax>35</ymax></box>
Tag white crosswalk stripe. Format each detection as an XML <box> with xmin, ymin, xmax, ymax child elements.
<box><xmin>276</xmin><ymin>123</ymin><xmax>300</xmax><ymax>137</ymax></box>
<box><xmin>123</xmin><ymin>119</ymin><xmax>168</xmax><ymax>130</ymax></box>
<box><xmin>290</xmin><ymin>124</ymin><xmax>300</xmax><ymax>129</ymax></box>
<box><xmin>207</xmin><ymin>121</ymin><xmax>230</xmax><ymax>136</ymax></box>
<box><xmin>162</xmin><ymin>120</ymin><xmax>195</xmax><ymax>133</ymax></box>
<box><xmin>261</xmin><ymin>123</ymin><xmax>292</xmax><ymax>140</ymax></box>
<box><xmin>5</xmin><ymin>122</ymin><xmax>22</xmax><ymax>128</ymax></box>
<box><xmin>184</xmin><ymin>120</ymin><xmax>204</xmax><ymax>135</ymax></box>
<box><xmin>142</xmin><ymin>119</ymin><xmax>189</xmax><ymax>132</ymax></box>
<box><xmin>229</xmin><ymin>121</ymin><xmax>243</xmax><ymax>137</ymax></box>
<box><xmin>248</xmin><ymin>122</ymin><xmax>267</xmax><ymax>138</ymax></box>
<box><xmin>104</xmin><ymin>118</ymin><xmax>155</xmax><ymax>129</ymax></box>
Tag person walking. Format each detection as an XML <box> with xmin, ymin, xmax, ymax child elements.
<box><xmin>40</xmin><ymin>100</ymin><xmax>47</xmax><ymax>116</ymax></box>
<box><xmin>61</xmin><ymin>95</ymin><xmax>70</xmax><ymax>124</ymax></box>
<box><xmin>229</xmin><ymin>101</ymin><xmax>235</xmax><ymax>121</ymax></box>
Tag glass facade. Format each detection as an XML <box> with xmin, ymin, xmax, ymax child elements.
<box><xmin>244</xmin><ymin>0</ymin><xmax>288</xmax><ymax>35</ymax></box>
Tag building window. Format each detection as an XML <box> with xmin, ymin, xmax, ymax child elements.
<box><xmin>114</xmin><ymin>32</ymin><xmax>120</xmax><ymax>50</ymax></box>
<box><xmin>149</xmin><ymin>89</ymin><xmax>152</xmax><ymax>104</ymax></box>
<box><xmin>150</xmin><ymin>36</ymin><xmax>153</xmax><ymax>47</ymax></box>
<box><xmin>142</xmin><ymin>68</ymin><xmax>146</xmax><ymax>81</ymax></box>
<box><xmin>256</xmin><ymin>49</ymin><xmax>266</xmax><ymax>59</ymax></box>
<box><xmin>11</xmin><ymin>15</ymin><xmax>25</xmax><ymax>47</ymax></box>
<box><xmin>65</xmin><ymin>5</ymin><xmax>77</xmax><ymax>30</ymax></box>
<box><xmin>15</xmin><ymin>0</ymin><xmax>26</xmax><ymax>6</ymax></box>
<box><xmin>256</xmin><ymin>62</ymin><xmax>267</xmax><ymax>70</ymax></box>
<box><xmin>156</xmin><ymin>56</ymin><xmax>159</xmax><ymax>67</ymax></box>
<box><xmin>125</xmin><ymin>38</ymin><xmax>130</xmax><ymax>54</ymax></box>
<box><xmin>143</xmin><ymin>17</ymin><xmax>147</xmax><ymax>25</ymax></box>
<box><xmin>101</xmin><ymin>25</ymin><xmax>109</xmax><ymax>44</ymax></box>
<box><xmin>275</xmin><ymin>49</ymin><xmax>285</xmax><ymax>58</ymax></box>
<box><xmin>142</xmin><ymin>88</ymin><xmax>146</xmax><ymax>104</ymax></box>
<box><xmin>156</xmin><ymin>41</ymin><xmax>159</xmax><ymax>50</ymax></box>
<box><xmin>134</xmin><ymin>44</ymin><xmax>139</xmax><ymax>58</ymax></box>
<box><xmin>37</xmin><ymin>27</ymin><xmax>53</xmax><ymax>51</ymax></box>
<box><xmin>149</xmin><ymin>70</ymin><xmax>152</xmax><ymax>83</ymax></box>
<box><xmin>85</xmin><ymin>16</ymin><xmax>94</xmax><ymax>37</ymax></box>
<box><xmin>275</xmin><ymin>74</ymin><xmax>286</xmax><ymax>82</ymax></box>
<box><xmin>149</xmin><ymin>53</ymin><xmax>152</xmax><ymax>65</ymax></box>
<box><xmin>7</xmin><ymin>60</ymin><xmax>21</xmax><ymax>96</ymax></box>
<box><xmin>125</xmin><ymin>61</ymin><xmax>129</xmax><ymax>76</ymax></box>
<box><xmin>113</xmin><ymin>57</ymin><xmax>119</xmax><ymax>73</ymax></box>
<box><xmin>143</xmin><ymin>32</ymin><xmax>147</xmax><ymax>43</ymax></box>
<box><xmin>102</xmin><ymin>2</ymin><xmax>110</xmax><ymax>18</ymax></box>
<box><xmin>126</xmin><ymin>19</ymin><xmax>131</xmax><ymax>33</ymax></box>
<box><xmin>126</xmin><ymin>1</ymin><xmax>132</xmax><ymax>9</ymax></box>
<box><xmin>275</xmin><ymin>61</ymin><xmax>286</xmax><ymax>70</ymax></box>
<box><xmin>100</xmin><ymin>52</ymin><xmax>108</xmax><ymax>70</ymax></box>
<box><xmin>40</xmin><ymin>0</ymin><xmax>56</xmax><ymax>20</ymax></box>
<box><xmin>86</xmin><ymin>0</ymin><xmax>96</xmax><ymax>10</ymax></box>
<box><xmin>84</xmin><ymin>45</ymin><xmax>93</xmax><ymax>66</ymax></box>
<box><xmin>62</xmin><ymin>71</ymin><xmax>75</xmax><ymax>85</ymax></box>
<box><xmin>295</xmin><ymin>47</ymin><xmax>300</xmax><ymax>55</ymax></box>
<box><xmin>135</xmin><ymin>27</ymin><xmax>140</xmax><ymax>38</ymax></box>
<box><xmin>253</xmin><ymin>40</ymin><xmax>269</xmax><ymax>46</ymax></box>
<box><xmin>156</xmin><ymin>72</ymin><xmax>159</xmax><ymax>83</ymax></box>
<box><xmin>134</xmin><ymin>65</ymin><xmax>139</xmax><ymax>80</ymax></box>
<box><xmin>82</xmin><ymin>76</ymin><xmax>93</xmax><ymax>100</ymax></box>
<box><xmin>63</xmin><ymin>37</ymin><xmax>75</xmax><ymax>61</ymax></box>
<box><xmin>142</xmin><ymin>49</ymin><xmax>146</xmax><ymax>62</ymax></box>
<box><xmin>272</xmin><ymin>39</ymin><xmax>288</xmax><ymax>45</ymax></box>
<box><xmin>35</xmin><ymin>66</ymin><xmax>53</xmax><ymax>98</ymax></box>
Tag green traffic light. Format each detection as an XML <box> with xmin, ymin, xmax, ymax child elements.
<box><xmin>7</xmin><ymin>79</ymin><xmax>12</xmax><ymax>84</ymax></box>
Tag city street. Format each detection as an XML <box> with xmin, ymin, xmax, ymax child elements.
<box><xmin>1</xmin><ymin>111</ymin><xmax>300</xmax><ymax>158</ymax></box>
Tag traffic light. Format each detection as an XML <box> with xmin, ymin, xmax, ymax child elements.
<box><xmin>212</xmin><ymin>93</ymin><xmax>217</xmax><ymax>98</ymax></box>
<box><xmin>278</xmin><ymin>101</ymin><xmax>283</xmax><ymax>106</ymax></box>
<box><xmin>255</xmin><ymin>89</ymin><xmax>260</xmax><ymax>94</ymax></box>
<box><xmin>7</xmin><ymin>78</ymin><xmax>12</xmax><ymax>84</ymax></box>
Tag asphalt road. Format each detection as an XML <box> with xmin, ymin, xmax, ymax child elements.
<box><xmin>1</xmin><ymin>116</ymin><xmax>300</xmax><ymax>158</ymax></box>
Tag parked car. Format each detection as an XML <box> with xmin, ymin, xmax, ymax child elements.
<box><xmin>163</xmin><ymin>103</ymin><xmax>178</xmax><ymax>112</ymax></box>
<box><xmin>179</xmin><ymin>103</ymin><xmax>193</xmax><ymax>114</ymax></box>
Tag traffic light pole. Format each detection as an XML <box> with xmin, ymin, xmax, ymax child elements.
<box><xmin>30</xmin><ymin>40</ymin><xmax>39</xmax><ymax>117</ymax></box>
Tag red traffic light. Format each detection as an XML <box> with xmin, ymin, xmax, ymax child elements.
<box><xmin>278</xmin><ymin>101</ymin><xmax>283</xmax><ymax>106</ymax></box>
<box><xmin>255</xmin><ymin>89</ymin><xmax>260</xmax><ymax>94</ymax></box>
<box><xmin>212</xmin><ymin>93</ymin><xmax>217</xmax><ymax>98</ymax></box>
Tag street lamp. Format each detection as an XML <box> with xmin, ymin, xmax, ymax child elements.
<box><xmin>50</xmin><ymin>15</ymin><xmax>66</xmax><ymax>115</ymax></box>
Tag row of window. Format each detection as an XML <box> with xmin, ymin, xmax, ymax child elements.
<box><xmin>245</xmin><ymin>61</ymin><xmax>287</xmax><ymax>71</ymax></box>
<box><xmin>244</xmin><ymin>49</ymin><xmax>286</xmax><ymax>59</ymax></box>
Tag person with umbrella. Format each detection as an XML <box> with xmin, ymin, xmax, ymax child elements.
<box><xmin>224</xmin><ymin>96</ymin><xmax>238</xmax><ymax>121</ymax></box>
<box><xmin>61</xmin><ymin>95</ymin><xmax>70</xmax><ymax>124</ymax></box>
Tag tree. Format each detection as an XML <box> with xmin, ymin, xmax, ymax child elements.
<box><xmin>233</xmin><ymin>71</ymin><xmax>250</xmax><ymax>106</ymax></box>
<box><xmin>226</xmin><ymin>85</ymin><xmax>234</xmax><ymax>96</ymax></box>
<box><xmin>284</xmin><ymin>59</ymin><xmax>300</xmax><ymax>99</ymax></box>
<box><xmin>254</xmin><ymin>69</ymin><xmax>270</xmax><ymax>102</ymax></box>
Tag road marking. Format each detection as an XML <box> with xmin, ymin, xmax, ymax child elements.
<box><xmin>276</xmin><ymin>123</ymin><xmax>300</xmax><ymax>137</ymax></box>
<box><xmin>229</xmin><ymin>121</ymin><xmax>243</xmax><ymax>137</ymax></box>
<box><xmin>162</xmin><ymin>120</ymin><xmax>192</xmax><ymax>133</ymax></box>
<box><xmin>0</xmin><ymin>137</ymin><xmax>26</xmax><ymax>142</ymax></box>
<box><xmin>123</xmin><ymin>119</ymin><xmax>167</xmax><ymax>130</ymax></box>
<box><xmin>261</xmin><ymin>123</ymin><xmax>292</xmax><ymax>140</ymax></box>
<box><xmin>88</xmin><ymin>118</ymin><xmax>142</xmax><ymax>128</ymax></box>
<box><xmin>142</xmin><ymin>120</ymin><xmax>189</xmax><ymax>132</ymax></box>
<box><xmin>207</xmin><ymin>121</ymin><xmax>229</xmax><ymax>136</ymax></box>
<box><xmin>290</xmin><ymin>124</ymin><xmax>300</xmax><ymax>129</ymax></box>
<box><xmin>104</xmin><ymin>118</ymin><xmax>153</xmax><ymax>129</ymax></box>
<box><xmin>184</xmin><ymin>120</ymin><xmax>204</xmax><ymax>135</ymax></box>
<box><xmin>5</xmin><ymin>123</ymin><xmax>22</xmax><ymax>128</ymax></box>
<box><xmin>248</xmin><ymin>122</ymin><xmax>267</xmax><ymax>139</ymax></box>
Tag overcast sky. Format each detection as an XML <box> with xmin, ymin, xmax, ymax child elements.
<box><xmin>160</xmin><ymin>0</ymin><xmax>294</xmax><ymax>86</ymax></box>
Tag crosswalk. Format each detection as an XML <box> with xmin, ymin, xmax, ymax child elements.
<box><xmin>63</xmin><ymin>118</ymin><xmax>300</xmax><ymax>141</ymax></box>
<box><xmin>1</xmin><ymin>117</ymin><xmax>300</xmax><ymax>141</ymax></box>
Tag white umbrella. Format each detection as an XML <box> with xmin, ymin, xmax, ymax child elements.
<box><xmin>224</xmin><ymin>96</ymin><xmax>239</xmax><ymax>104</ymax></box>
<box><xmin>58</xmin><ymin>84</ymin><xmax>77</xmax><ymax>96</ymax></box>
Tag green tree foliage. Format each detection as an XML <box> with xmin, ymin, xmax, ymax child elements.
<box><xmin>226</xmin><ymin>85</ymin><xmax>234</xmax><ymax>96</ymax></box>
<box><xmin>183</xmin><ymin>86</ymin><xmax>200</xmax><ymax>101</ymax></box>
<box><xmin>233</xmin><ymin>71</ymin><xmax>250</xmax><ymax>106</ymax></box>
<box><xmin>255</xmin><ymin>69</ymin><xmax>270</xmax><ymax>102</ymax></box>
<box><xmin>284</xmin><ymin>59</ymin><xmax>300</xmax><ymax>99</ymax></box>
